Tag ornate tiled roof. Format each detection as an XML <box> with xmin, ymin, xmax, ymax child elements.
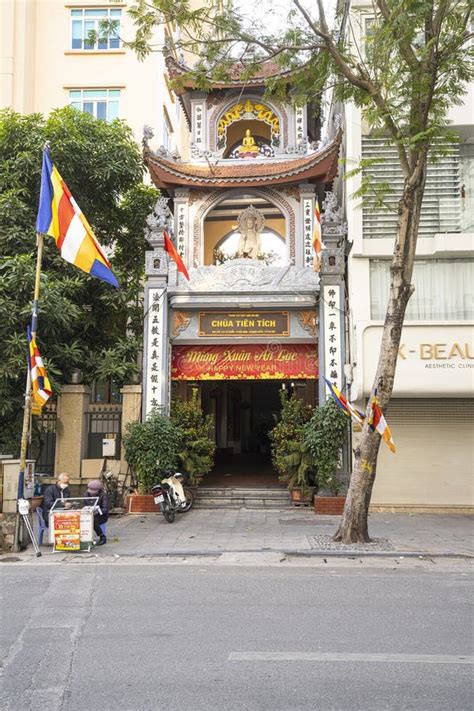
<box><xmin>165</xmin><ymin>55</ymin><xmax>297</xmax><ymax>93</ymax></box>
<box><xmin>146</xmin><ymin>133</ymin><xmax>341</xmax><ymax>189</ymax></box>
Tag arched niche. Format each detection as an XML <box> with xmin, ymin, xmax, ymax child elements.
<box><xmin>193</xmin><ymin>187</ymin><xmax>296</xmax><ymax>266</ymax></box>
<box><xmin>208</xmin><ymin>95</ymin><xmax>289</xmax><ymax>153</ymax></box>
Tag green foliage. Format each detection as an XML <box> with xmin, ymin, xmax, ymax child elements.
<box><xmin>170</xmin><ymin>395</ymin><xmax>216</xmax><ymax>486</ymax></box>
<box><xmin>269</xmin><ymin>390</ymin><xmax>315</xmax><ymax>491</ymax></box>
<box><xmin>123</xmin><ymin>410</ymin><xmax>181</xmax><ymax>492</ymax></box>
<box><xmin>0</xmin><ymin>107</ymin><xmax>158</xmax><ymax>453</ymax></box>
<box><xmin>128</xmin><ymin>1</ymin><xmax>473</xmax><ymax>190</ymax></box>
<box><xmin>304</xmin><ymin>399</ymin><xmax>348</xmax><ymax>496</ymax></box>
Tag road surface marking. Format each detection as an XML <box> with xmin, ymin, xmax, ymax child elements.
<box><xmin>228</xmin><ymin>652</ymin><xmax>474</xmax><ymax>665</ymax></box>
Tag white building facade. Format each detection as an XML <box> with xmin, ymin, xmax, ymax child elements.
<box><xmin>343</xmin><ymin>4</ymin><xmax>474</xmax><ymax>511</ymax></box>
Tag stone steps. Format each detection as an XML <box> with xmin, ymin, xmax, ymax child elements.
<box><xmin>194</xmin><ymin>487</ymin><xmax>292</xmax><ymax>509</ymax></box>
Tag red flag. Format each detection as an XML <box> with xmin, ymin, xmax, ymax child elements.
<box><xmin>163</xmin><ymin>231</ymin><xmax>189</xmax><ymax>281</ymax></box>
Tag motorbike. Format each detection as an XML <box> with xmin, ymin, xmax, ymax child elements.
<box><xmin>151</xmin><ymin>472</ymin><xmax>194</xmax><ymax>523</ymax></box>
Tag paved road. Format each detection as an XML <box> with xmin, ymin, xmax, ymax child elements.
<box><xmin>1</xmin><ymin>561</ymin><xmax>473</xmax><ymax>710</ymax></box>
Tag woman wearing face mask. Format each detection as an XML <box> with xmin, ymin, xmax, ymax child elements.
<box><xmin>42</xmin><ymin>473</ymin><xmax>70</xmax><ymax>527</ymax></box>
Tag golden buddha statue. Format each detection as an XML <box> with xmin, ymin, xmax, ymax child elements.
<box><xmin>238</xmin><ymin>129</ymin><xmax>259</xmax><ymax>156</ymax></box>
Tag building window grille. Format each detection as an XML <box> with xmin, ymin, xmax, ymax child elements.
<box><xmin>30</xmin><ymin>407</ymin><xmax>57</xmax><ymax>477</ymax></box>
<box><xmin>370</xmin><ymin>258</ymin><xmax>474</xmax><ymax>320</ymax></box>
<box><xmin>361</xmin><ymin>137</ymin><xmax>461</xmax><ymax>239</ymax></box>
<box><xmin>86</xmin><ymin>409</ymin><xmax>122</xmax><ymax>459</ymax></box>
<box><xmin>69</xmin><ymin>89</ymin><xmax>120</xmax><ymax>121</ymax></box>
<box><xmin>70</xmin><ymin>8</ymin><xmax>121</xmax><ymax>51</ymax></box>
<box><xmin>92</xmin><ymin>378</ymin><xmax>122</xmax><ymax>405</ymax></box>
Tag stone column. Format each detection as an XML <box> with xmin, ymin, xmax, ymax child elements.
<box><xmin>120</xmin><ymin>385</ymin><xmax>142</xmax><ymax>467</ymax></box>
<box><xmin>318</xmin><ymin>191</ymin><xmax>350</xmax><ymax>483</ymax></box>
<box><xmin>142</xmin><ymin>198</ymin><xmax>171</xmax><ymax>419</ymax></box>
<box><xmin>54</xmin><ymin>385</ymin><xmax>91</xmax><ymax>478</ymax></box>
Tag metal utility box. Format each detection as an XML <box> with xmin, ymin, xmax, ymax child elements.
<box><xmin>2</xmin><ymin>460</ymin><xmax>35</xmax><ymax>512</ymax></box>
<box><xmin>102</xmin><ymin>437</ymin><xmax>116</xmax><ymax>457</ymax></box>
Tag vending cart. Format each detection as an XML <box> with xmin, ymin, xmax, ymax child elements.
<box><xmin>50</xmin><ymin>497</ymin><xmax>100</xmax><ymax>552</ymax></box>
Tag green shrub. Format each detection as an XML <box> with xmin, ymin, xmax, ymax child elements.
<box><xmin>304</xmin><ymin>398</ymin><xmax>348</xmax><ymax>495</ymax></box>
<box><xmin>269</xmin><ymin>390</ymin><xmax>315</xmax><ymax>491</ymax></box>
<box><xmin>170</xmin><ymin>395</ymin><xmax>216</xmax><ymax>486</ymax></box>
<box><xmin>123</xmin><ymin>409</ymin><xmax>181</xmax><ymax>492</ymax></box>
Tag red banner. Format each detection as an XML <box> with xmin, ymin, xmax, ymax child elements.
<box><xmin>171</xmin><ymin>344</ymin><xmax>318</xmax><ymax>380</ymax></box>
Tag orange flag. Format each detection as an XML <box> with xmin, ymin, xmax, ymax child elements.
<box><xmin>163</xmin><ymin>231</ymin><xmax>189</xmax><ymax>281</ymax></box>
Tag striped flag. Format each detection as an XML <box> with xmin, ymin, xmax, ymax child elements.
<box><xmin>323</xmin><ymin>376</ymin><xmax>365</xmax><ymax>425</ymax></box>
<box><xmin>368</xmin><ymin>396</ymin><xmax>396</xmax><ymax>453</ymax></box>
<box><xmin>312</xmin><ymin>198</ymin><xmax>325</xmax><ymax>272</ymax></box>
<box><xmin>163</xmin><ymin>230</ymin><xmax>190</xmax><ymax>281</ymax></box>
<box><xmin>27</xmin><ymin>327</ymin><xmax>52</xmax><ymax>414</ymax></box>
<box><xmin>36</xmin><ymin>148</ymin><xmax>119</xmax><ymax>288</ymax></box>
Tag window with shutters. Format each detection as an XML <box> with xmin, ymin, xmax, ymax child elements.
<box><xmin>361</xmin><ymin>137</ymin><xmax>461</xmax><ymax>239</ymax></box>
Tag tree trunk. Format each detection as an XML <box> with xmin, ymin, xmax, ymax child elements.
<box><xmin>334</xmin><ymin>167</ymin><xmax>427</xmax><ymax>543</ymax></box>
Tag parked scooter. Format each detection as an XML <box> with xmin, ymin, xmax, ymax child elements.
<box><xmin>151</xmin><ymin>472</ymin><xmax>194</xmax><ymax>523</ymax></box>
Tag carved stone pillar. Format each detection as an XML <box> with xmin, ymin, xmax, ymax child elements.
<box><xmin>318</xmin><ymin>191</ymin><xmax>350</xmax><ymax>483</ymax></box>
<box><xmin>142</xmin><ymin>198</ymin><xmax>172</xmax><ymax>419</ymax></box>
<box><xmin>318</xmin><ymin>191</ymin><xmax>348</xmax><ymax>404</ymax></box>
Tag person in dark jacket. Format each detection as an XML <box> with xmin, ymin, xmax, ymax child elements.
<box><xmin>84</xmin><ymin>479</ymin><xmax>108</xmax><ymax>546</ymax></box>
<box><xmin>42</xmin><ymin>473</ymin><xmax>70</xmax><ymax>526</ymax></box>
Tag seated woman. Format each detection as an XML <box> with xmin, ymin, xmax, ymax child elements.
<box><xmin>83</xmin><ymin>479</ymin><xmax>109</xmax><ymax>546</ymax></box>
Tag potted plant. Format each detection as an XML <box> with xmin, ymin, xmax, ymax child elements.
<box><xmin>304</xmin><ymin>398</ymin><xmax>348</xmax><ymax>515</ymax></box>
<box><xmin>269</xmin><ymin>390</ymin><xmax>315</xmax><ymax>504</ymax></box>
<box><xmin>123</xmin><ymin>409</ymin><xmax>181</xmax><ymax>512</ymax></box>
<box><xmin>170</xmin><ymin>395</ymin><xmax>216</xmax><ymax>487</ymax></box>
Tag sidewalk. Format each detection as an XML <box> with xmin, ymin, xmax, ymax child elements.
<box><xmin>85</xmin><ymin>509</ymin><xmax>474</xmax><ymax>558</ymax></box>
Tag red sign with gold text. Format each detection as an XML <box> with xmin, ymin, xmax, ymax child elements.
<box><xmin>171</xmin><ymin>344</ymin><xmax>318</xmax><ymax>380</ymax></box>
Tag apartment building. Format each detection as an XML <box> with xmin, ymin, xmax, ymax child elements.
<box><xmin>343</xmin><ymin>3</ymin><xmax>474</xmax><ymax>510</ymax></box>
<box><xmin>0</xmin><ymin>0</ymin><xmax>189</xmax><ymax>155</ymax></box>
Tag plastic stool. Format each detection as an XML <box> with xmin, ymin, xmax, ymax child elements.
<box><xmin>36</xmin><ymin>506</ymin><xmax>48</xmax><ymax>545</ymax></box>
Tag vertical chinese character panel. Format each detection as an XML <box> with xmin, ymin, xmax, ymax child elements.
<box><xmin>144</xmin><ymin>287</ymin><xmax>168</xmax><ymax>417</ymax></box>
<box><xmin>295</xmin><ymin>106</ymin><xmax>305</xmax><ymax>145</ymax></box>
<box><xmin>176</xmin><ymin>203</ymin><xmax>187</xmax><ymax>262</ymax></box>
<box><xmin>323</xmin><ymin>285</ymin><xmax>342</xmax><ymax>392</ymax></box>
<box><xmin>302</xmin><ymin>198</ymin><xmax>314</xmax><ymax>269</ymax></box>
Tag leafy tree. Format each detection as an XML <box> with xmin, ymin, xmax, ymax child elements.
<box><xmin>123</xmin><ymin>409</ymin><xmax>181</xmax><ymax>492</ymax></box>
<box><xmin>0</xmin><ymin>107</ymin><xmax>158</xmax><ymax>454</ymax></box>
<box><xmin>170</xmin><ymin>395</ymin><xmax>216</xmax><ymax>486</ymax></box>
<box><xmin>128</xmin><ymin>0</ymin><xmax>473</xmax><ymax>541</ymax></box>
<box><xmin>305</xmin><ymin>399</ymin><xmax>348</xmax><ymax>496</ymax></box>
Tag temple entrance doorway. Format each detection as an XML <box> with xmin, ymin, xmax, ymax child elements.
<box><xmin>190</xmin><ymin>379</ymin><xmax>317</xmax><ymax>487</ymax></box>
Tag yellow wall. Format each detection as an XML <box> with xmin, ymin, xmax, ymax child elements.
<box><xmin>204</xmin><ymin>217</ymin><xmax>285</xmax><ymax>264</ymax></box>
<box><xmin>0</xmin><ymin>0</ymin><xmax>188</xmax><ymax>154</ymax></box>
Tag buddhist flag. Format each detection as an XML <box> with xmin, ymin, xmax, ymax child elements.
<box><xmin>312</xmin><ymin>198</ymin><xmax>325</xmax><ymax>272</ymax></box>
<box><xmin>27</xmin><ymin>327</ymin><xmax>52</xmax><ymax>413</ymax></box>
<box><xmin>323</xmin><ymin>376</ymin><xmax>365</xmax><ymax>425</ymax></box>
<box><xmin>36</xmin><ymin>148</ymin><xmax>119</xmax><ymax>288</ymax></box>
<box><xmin>163</xmin><ymin>230</ymin><xmax>190</xmax><ymax>281</ymax></box>
<box><xmin>368</xmin><ymin>396</ymin><xmax>396</xmax><ymax>453</ymax></box>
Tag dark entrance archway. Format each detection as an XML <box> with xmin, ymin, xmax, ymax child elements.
<box><xmin>196</xmin><ymin>379</ymin><xmax>317</xmax><ymax>487</ymax></box>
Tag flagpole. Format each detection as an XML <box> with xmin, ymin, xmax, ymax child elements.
<box><xmin>12</xmin><ymin>232</ymin><xmax>44</xmax><ymax>553</ymax></box>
